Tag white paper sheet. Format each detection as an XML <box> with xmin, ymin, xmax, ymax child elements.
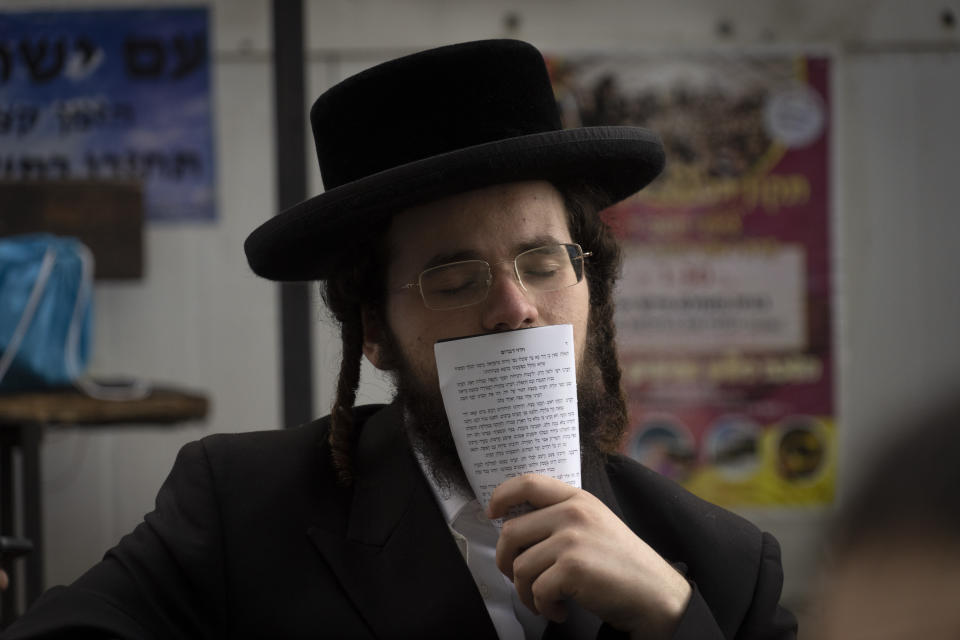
<box><xmin>434</xmin><ymin>324</ymin><xmax>581</xmax><ymax>514</ymax></box>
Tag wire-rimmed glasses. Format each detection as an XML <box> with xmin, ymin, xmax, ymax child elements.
<box><xmin>400</xmin><ymin>243</ymin><xmax>592</xmax><ymax>310</ymax></box>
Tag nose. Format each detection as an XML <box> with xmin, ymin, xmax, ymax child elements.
<box><xmin>480</xmin><ymin>263</ymin><xmax>539</xmax><ymax>331</ymax></box>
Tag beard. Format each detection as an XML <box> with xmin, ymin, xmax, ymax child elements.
<box><xmin>379</xmin><ymin>322</ymin><xmax>626</xmax><ymax>496</ymax></box>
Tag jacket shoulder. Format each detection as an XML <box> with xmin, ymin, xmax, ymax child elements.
<box><xmin>604</xmin><ymin>453</ymin><xmax>762</xmax><ymax>550</ymax></box>
<box><xmin>190</xmin><ymin>403</ymin><xmax>387</xmax><ymax>479</ymax></box>
<box><xmin>604</xmin><ymin>454</ymin><xmax>787</xmax><ymax>637</ymax></box>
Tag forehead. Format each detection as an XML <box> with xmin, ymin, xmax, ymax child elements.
<box><xmin>385</xmin><ymin>180</ymin><xmax>572</xmax><ymax>272</ymax></box>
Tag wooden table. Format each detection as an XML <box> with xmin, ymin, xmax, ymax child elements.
<box><xmin>0</xmin><ymin>388</ymin><xmax>208</xmax><ymax>624</ymax></box>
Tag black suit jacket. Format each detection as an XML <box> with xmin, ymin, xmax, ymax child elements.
<box><xmin>3</xmin><ymin>404</ymin><xmax>796</xmax><ymax>639</ymax></box>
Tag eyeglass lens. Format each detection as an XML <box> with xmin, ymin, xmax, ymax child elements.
<box><xmin>418</xmin><ymin>244</ymin><xmax>585</xmax><ymax>310</ymax></box>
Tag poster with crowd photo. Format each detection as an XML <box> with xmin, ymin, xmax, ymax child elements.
<box><xmin>548</xmin><ymin>52</ymin><xmax>834</xmax><ymax>507</ymax></box>
<box><xmin>0</xmin><ymin>7</ymin><xmax>216</xmax><ymax>221</ymax></box>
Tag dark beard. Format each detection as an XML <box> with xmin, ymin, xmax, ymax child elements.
<box><xmin>392</xmin><ymin>358</ymin><xmax>472</xmax><ymax>495</ymax></box>
<box><xmin>381</xmin><ymin>325</ymin><xmax>625</xmax><ymax>496</ymax></box>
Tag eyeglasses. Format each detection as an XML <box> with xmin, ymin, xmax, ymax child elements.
<box><xmin>401</xmin><ymin>243</ymin><xmax>592</xmax><ymax>310</ymax></box>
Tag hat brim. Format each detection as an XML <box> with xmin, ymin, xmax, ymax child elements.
<box><xmin>245</xmin><ymin>125</ymin><xmax>664</xmax><ymax>281</ymax></box>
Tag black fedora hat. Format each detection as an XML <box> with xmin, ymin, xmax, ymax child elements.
<box><xmin>244</xmin><ymin>39</ymin><xmax>664</xmax><ymax>282</ymax></box>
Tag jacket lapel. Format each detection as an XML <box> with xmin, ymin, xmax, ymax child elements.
<box><xmin>308</xmin><ymin>404</ymin><xmax>498</xmax><ymax>639</ymax></box>
<box><xmin>582</xmin><ymin>447</ymin><xmax>624</xmax><ymax>519</ymax></box>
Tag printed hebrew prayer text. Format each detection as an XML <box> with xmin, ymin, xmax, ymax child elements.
<box><xmin>435</xmin><ymin>324</ymin><xmax>581</xmax><ymax>517</ymax></box>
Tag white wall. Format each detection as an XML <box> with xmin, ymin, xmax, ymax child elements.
<box><xmin>10</xmin><ymin>0</ymin><xmax>959</xmax><ymax>621</ymax></box>
<box><xmin>24</xmin><ymin>0</ymin><xmax>283</xmax><ymax>584</ymax></box>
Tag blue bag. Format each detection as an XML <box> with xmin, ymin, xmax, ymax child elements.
<box><xmin>0</xmin><ymin>234</ymin><xmax>94</xmax><ymax>391</ymax></box>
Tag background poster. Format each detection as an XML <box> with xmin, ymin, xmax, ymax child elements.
<box><xmin>549</xmin><ymin>52</ymin><xmax>834</xmax><ymax>507</ymax></box>
<box><xmin>0</xmin><ymin>7</ymin><xmax>216</xmax><ymax>221</ymax></box>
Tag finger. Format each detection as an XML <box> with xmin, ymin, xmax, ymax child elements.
<box><xmin>509</xmin><ymin>531</ymin><xmax>572</xmax><ymax>612</ymax></box>
<box><xmin>495</xmin><ymin>509</ymin><xmax>553</xmax><ymax>577</ymax></box>
<box><xmin>0</xmin><ymin>569</ymin><xmax>8</xmax><ymax>591</ymax></box>
<box><xmin>530</xmin><ymin>563</ymin><xmax>575</xmax><ymax>623</ymax></box>
<box><xmin>487</xmin><ymin>474</ymin><xmax>578</xmax><ymax>519</ymax></box>
<box><xmin>496</xmin><ymin>492</ymin><xmax>598</xmax><ymax>577</ymax></box>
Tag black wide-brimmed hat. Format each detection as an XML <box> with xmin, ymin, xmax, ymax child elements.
<box><xmin>244</xmin><ymin>39</ymin><xmax>665</xmax><ymax>281</ymax></box>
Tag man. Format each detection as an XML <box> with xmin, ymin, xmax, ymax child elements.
<box><xmin>2</xmin><ymin>40</ymin><xmax>796</xmax><ymax>639</ymax></box>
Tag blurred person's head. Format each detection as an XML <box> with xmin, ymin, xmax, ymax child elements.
<box><xmin>815</xmin><ymin>397</ymin><xmax>960</xmax><ymax>639</ymax></box>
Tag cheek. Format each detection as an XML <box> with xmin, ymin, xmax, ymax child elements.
<box><xmin>574</xmin><ymin>308</ymin><xmax>590</xmax><ymax>366</ymax></box>
<box><xmin>539</xmin><ymin>288</ymin><xmax>591</xmax><ymax>360</ymax></box>
<box><xmin>387</xmin><ymin>298</ymin><xmax>427</xmax><ymax>347</ymax></box>
<box><xmin>385</xmin><ymin>299</ymin><xmax>472</xmax><ymax>378</ymax></box>
<box><xmin>573</xmin><ymin>289</ymin><xmax>592</xmax><ymax>366</ymax></box>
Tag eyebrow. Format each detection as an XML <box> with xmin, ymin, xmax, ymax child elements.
<box><xmin>421</xmin><ymin>234</ymin><xmax>566</xmax><ymax>270</ymax></box>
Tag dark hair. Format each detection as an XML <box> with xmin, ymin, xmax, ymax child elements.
<box><xmin>559</xmin><ymin>181</ymin><xmax>629</xmax><ymax>454</ymax></box>
<box><xmin>321</xmin><ymin>180</ymin><xmax>627</xmax><ymax>485</ymax></box>
<box><xmin>320</xmin><ymin>241</ymin><xmax>390</xmax><ymax>486</ymax></box>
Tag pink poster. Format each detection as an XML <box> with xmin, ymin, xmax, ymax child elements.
<box><xmin>550</xmin><ymin>53</ymin><xmax>834</xmax><ymax>506</ymax></box>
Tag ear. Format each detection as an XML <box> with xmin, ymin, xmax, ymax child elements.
<box><xmin>361</xmin><ymin>307</ymin><xmax>389</xmax><ymax>371</ymax></box>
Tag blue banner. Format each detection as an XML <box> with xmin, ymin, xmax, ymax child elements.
<box><xmin>0</xmin><ymin>7</ymin><xmax>216</xmax><ymax>221</ymax></box>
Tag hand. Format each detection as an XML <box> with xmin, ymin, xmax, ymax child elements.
<box><xmin>0</xmin><ymin>568</ymin><xmax>8</xmax><ymax>591</ymax></box>
<box><xmin>488</xmin><ymin>474</ymin><xmax>691</xmax><ymax>639</ymax></box>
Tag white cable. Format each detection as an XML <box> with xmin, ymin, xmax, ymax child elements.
<box><xmin>0</xmin><ymin>247</ymin><xmax>57</xmax><ymax>386</ymax></box>
<box><xmin>66</xmin><ymin>242</ymin><xmax>152</xmax><ymax>401</ymax></box>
